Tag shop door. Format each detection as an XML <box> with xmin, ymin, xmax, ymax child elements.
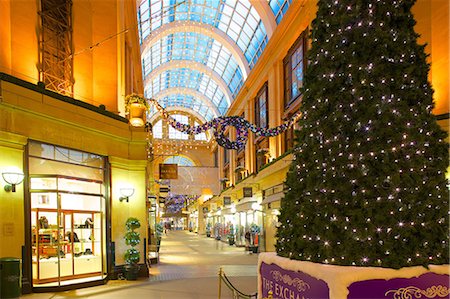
<box><xmin>30</xmin><ymin>177</ymin><xmax>105</xmax><ymax>287</ymax></box>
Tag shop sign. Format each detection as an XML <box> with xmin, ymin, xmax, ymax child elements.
<box><xmin>223</xmin><ymin>197</ymin><xmax>231</xmax><ymax>205</ymax></box>
<box><xmin>260</xmin><ymin>262</ymin><xmax>329</xmax><ymax>299</ymax></box>
<box><xmin>159</xmin><ymin>163</ymin><xmax>178</xmax><ymax>179</ymax></box>
<box><xmin>243</xmin><ymin>187</ymin><xmax>253</xmax><ymax>198</ymax></box>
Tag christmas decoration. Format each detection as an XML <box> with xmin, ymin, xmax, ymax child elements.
<box><xmin>164</xmin><ymin>194</ymin><xmax>200</xmax><ymax>214</ymax></box>
<box><xmin>126</xmin><ymin>94</ymin><xmax>301</xmax><ymax>150</ymax></box>
<box><xmin>276</xmin><ymin>0</ymin><xmax>449</xmax><ymax>269</ymax></box>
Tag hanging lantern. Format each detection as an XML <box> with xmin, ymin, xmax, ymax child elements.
<box><xmin>129</xmin><ymin>103</ymin><xmax>146</xmax><ymax>127</ymax></box>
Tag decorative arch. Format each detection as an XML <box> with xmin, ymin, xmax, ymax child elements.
<box><xmin>144</xmin><ymin>61</ymin><xmax>232</xmax><ymax>107</ymax></box>
<box><xmin>154</xmin><ymin>87</ymin><xmax>220</xmax><ymax>117</ymax></box>
<box><xmin>140</xmin><ymin>21</ymin><xmax>250</xmax><ymax>78</ymax></box>
<box><xmin>148</xmin><ymin>106</ymin><xmax>209</xmax><ymax>124</ymax></box>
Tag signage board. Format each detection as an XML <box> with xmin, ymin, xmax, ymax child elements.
<box><xmin>224</xmin><ymin>196</ymin><xmax>231</xmax><ymax>205</ymax></box>
<box><xmin>243</xmin><ymin>187</ymin><xmax>253</xmax><ymax>198</ymax></box>
<box><xmin>159</xmin><ymin>163</ymin><xmax>178</xmax><ymax>179</ymax></box>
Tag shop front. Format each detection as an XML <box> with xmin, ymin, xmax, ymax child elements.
<box><xmin>28</xmin><ymin>141</ymin><xmax>108</xmax><ymax>288</ymax></box>
<box><xmin>235</xmin><ymin>198</ymin><xmax>264</xmax><ymax>252</ymax></box>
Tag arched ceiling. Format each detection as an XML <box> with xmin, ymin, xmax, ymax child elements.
<box><xmin>138</xmin><ymin>0</ymin><xmax>293</xmax><ymax>121</ymax></box>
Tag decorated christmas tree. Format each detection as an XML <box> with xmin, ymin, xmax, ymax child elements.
<box><xmin>276</xmin><ymin>0</ymin><xmax>448</xmax><ymax>269</ymax></box>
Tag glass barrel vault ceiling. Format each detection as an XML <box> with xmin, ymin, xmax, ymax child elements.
<box><xmin>138</xmin><ymin>0</ymin><xmax>293</xmax><ymax>120</ymax></box>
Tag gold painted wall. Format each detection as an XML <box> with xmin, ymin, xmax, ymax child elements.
<box><xmin>0</xmin><ymin>132</ymin><xmax>27</xmax><ymax>258</ymax></box>
<box><xmin>0</xmin><ymin>0</ymin><xmax>143</xmax><ymax>113</ymax></box>
<box><xmin>0</xmin><ymin>78</ymin><xmax>148</xmax><ymax>270</ymax></box>
<box><xmin>110</xmin><ymin>157</ymin><xmax>148</xmax><ymax>265</ymax></box>
<box><xmin>413</xmin><ymin>0</ymin><xmax>449</xmax><ymax>115</ymax></box>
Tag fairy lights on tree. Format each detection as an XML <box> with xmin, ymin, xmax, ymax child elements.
<box><xmin>275</xmin><ymin>0</ymin><xmax>448</xmax><ymax>269</ymax></box>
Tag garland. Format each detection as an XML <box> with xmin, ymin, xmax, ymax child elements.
<box><xmin>126</xmin><ymin>95</ymin><xmax>302</xmax><ymax>150</ymax></box>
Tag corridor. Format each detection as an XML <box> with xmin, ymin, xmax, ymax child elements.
<box><xmin>22</xmin><ymin>231</ymin><xmax>259</xmax><ymax>299</ymax></box>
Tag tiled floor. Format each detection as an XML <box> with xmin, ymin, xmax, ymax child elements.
<box><xmin>21</xmin><ymin>231</ymin><xmax>259</xmax><ymax>298</ymax></box>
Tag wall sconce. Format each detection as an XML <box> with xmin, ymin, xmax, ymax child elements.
<box><xmin>2</xmin><ymin>171</ymin><xmax>25</xmax><ymax>192</ymax></box>
<box><xmin>119</xmin><ymin>187</ymin><xmax>135</xmax><ymax>202</ymax></box>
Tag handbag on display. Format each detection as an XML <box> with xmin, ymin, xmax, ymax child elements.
<box><xmin>85</xmin><ymin>218</ymin><xmax>94</xmax><ymax>228</ymax></box>
<box><xmin>39</xmin><ymin>216</ymin><xmax>49</xmax><ymax>229</ymax></box>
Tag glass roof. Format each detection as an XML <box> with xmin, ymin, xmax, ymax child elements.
<box><xmin>156</xmin><ymin>94</ymin><xmax>217</xmax><ymax>121</ymax></box>
<box><xmin>145</xmin><ymin>68</ymin><xmax>229</xmax><ymax>115</ymax></box>
<box><xmin>142</xmin><ymin>32</ymin><xmax>244</xmax><ymax>98</ymax></box>
<box><xmin>138</xmin><ymin>0</ymin><xmax>290</xmax><ymax>119</ymax></box>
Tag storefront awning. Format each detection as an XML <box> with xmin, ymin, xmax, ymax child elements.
<box><xmin>261</xmin><ymin>192</ymin><xmax>284</xmax><ymax>205</ymax></box>
<box><xmin>221</xmin><ymin>207</ymin><xmax>232</xmax><ymax>215</ymax></box>
<box><xmin>235</xmin><ymin>200</ymin><xmax>257</xmax><ymax>213</ymax></box>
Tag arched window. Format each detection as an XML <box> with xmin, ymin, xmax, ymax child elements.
<box><xmin>168</xmin><ymin>115</ymin><xmax>189</xmax><ymax>140</ymax></box>
<box><xmin>164</xmin><ymin>155</ymin><xmax>195</xmax><ymax>166</ymax></box>
<box><xmin>194</xmin><ymin>121</ymin><xmax>207</xmax><ymax>141</ymax></box>
<box><xmin>153</xmin><ymin>119</ymin><xmax>163</xmax><ymax>139</ymax></box>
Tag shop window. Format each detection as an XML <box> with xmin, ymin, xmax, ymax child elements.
<box><xmin>255</xmin><ymin>83</ymin><xmax>268</xmax><ymax>129</ymax></box>
<box><xmin>28</xmin><ymin>140</ymin><xmax>106</xmax><ymax>287</ymax></box>
<box><xmin>284</xmin><ymin>30</ymin><xmax>307</xmax><ymax>107</ymax></box>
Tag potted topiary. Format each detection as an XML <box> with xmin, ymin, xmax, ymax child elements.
<box><xmin>155</xmin><ymin>222</ymin><xmax>163</xmax><ymax>252</ymax></box>
<box><xmin>206</xmin><ymin>223</ymin><xmax>211</xmax><ymax>237</ymax></box>
<box><xmin>227</xmin><ymin>224</ymin><xmax>235</xmax><ymax>245</ymax></box>
<box><xmin>124</xmin><ymin>217</ymin><xmax>141</xmax><ymax>280</ymax></box>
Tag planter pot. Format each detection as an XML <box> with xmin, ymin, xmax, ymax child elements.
<box><xmin>156</xmin><ymin>238</ymin><xmax>161</xmax><ymax>253</ymax></box>
<box><xmin>124</xmin><ymin>264</ymin><xmax>140</xmax><ymax>281</ymax></box>
<box><xmin>258</xmin><ymin>253</ymin><xmax>449</xmax><ymax>299</ymax></box>
<box><xmin>250</xmin><ymin>246</ymin><xmax>258</xmax><ymax>253</ymax></box>
<box><xmin>206</xmin><ymin>232</ymin><xmax>211</xmax><ymax>237</ymax></box>
<box><xmin>129</xmin><ymin>103</ymin><xmax>146</xmax><ymax>127</ymax></box>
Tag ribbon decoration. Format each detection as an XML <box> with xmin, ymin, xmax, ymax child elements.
<box><xmin>127</xmin><ymin>95</ymin><xmax>302</xmax><ymax>150</ymax></box>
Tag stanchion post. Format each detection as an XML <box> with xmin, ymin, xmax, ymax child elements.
<box><xmin>218</xmin><ymin>267</ymin><xmax>223</xmax><ymax>299</ymax></box>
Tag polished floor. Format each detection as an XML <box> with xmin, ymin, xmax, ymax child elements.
<box><xmin>21</xmin><ymin>230</ymin><xmax>258</xmax><ymax>298</ymax></box>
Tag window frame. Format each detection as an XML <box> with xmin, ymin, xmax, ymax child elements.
<box><xmin>283</xmin><ymin>30</ymin><xmax>307</xmax><ymax>108</ymax></box>
<box><xmin>254</xmin><ymin>83</ymin><xmax>269</xmax><ymax>129</ymax></box>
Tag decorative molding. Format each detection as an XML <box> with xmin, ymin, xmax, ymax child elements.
<box><xmin>385</xmin><ymin>285</ymin><xmax>450</xmax><ymax>299</ymax></box>
<box><xmin>270</xmin><ymin>270</ymin><xmax>310</xmax><ymax>292</ymax></box>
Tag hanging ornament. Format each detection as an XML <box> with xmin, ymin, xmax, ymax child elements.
<box><xmin>127</xmin><ymin>95</ymin><xmax>302</xmax><ymax>150</ymax></box>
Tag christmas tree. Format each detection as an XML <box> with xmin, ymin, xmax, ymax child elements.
<box><xmin>276</xmin><ymin>0</ymin><xmax>449</xmax><ymax>269</ymax></box>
